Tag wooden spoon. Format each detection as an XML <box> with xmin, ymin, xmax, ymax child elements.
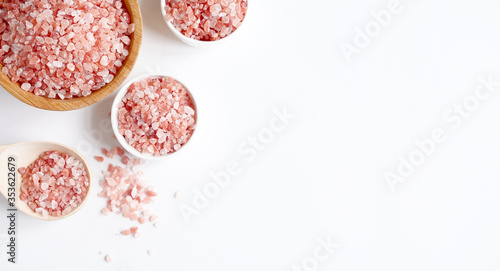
<box><xmin>0</xmin><ymin>142</ymin><xmax>92</xmax><ymax>221</ymax></box>
<box><xmin>0</xmin><ymin>0</ymin><xmax>143</xmax><ymax>111</ymax></box>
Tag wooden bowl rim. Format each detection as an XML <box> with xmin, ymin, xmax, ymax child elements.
<box><xmin>0</xmin><ymin>0</ymin><xmax>143</xmax><ymax>111</ymax></box>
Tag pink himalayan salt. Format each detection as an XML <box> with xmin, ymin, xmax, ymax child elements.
<box><xmin>102</xmin><ymin>146</ymin><xmax>126</xmax><ymax>159</ymax></box>
<box><xmin>130</xmin><ymin>226</ymin><xmax>138</xmax><ymax>234</ymax></box>
<box><xmin>117</xmin><ymin>77</ymin><xmax>196</xmax><ymax>156</ymax></box>
<box><xmin>94</xmin><ymin>156</ymin><xmax>104</xmax><ymax>162</ymax></box>
<box><xmin>165</xmin><ymin>0</ymin><xmax>247</xmax><ymax>41</ymax></box>
<box><xmin>0</xmin><ymin>0</ymin><xmax>134</xmax><ymax>99</ymax></box>
<box><xmin>98</xmin><ymin>161</ymin><xmax>156</xmax><ymax>224</ymax></box>
<box><xmin>18</xmin><ymin>151</ymin><xmax>90</xmax><ymax>217</ymax></box>
<box><xmin>105</xmin><ymin>254</ymin><xmax>113</xmax><ymax>263</ymax></box>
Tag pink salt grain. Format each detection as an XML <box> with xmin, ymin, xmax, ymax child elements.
<box><xmin>117</xmin><ymin>77</ymin><xmax>196</xmax><ymax>157</ymax></box>
<box><xmin>19</xmin><ymin>151</ymin><xmax>90</xmax><ymax>217</ymax></box>
<box><xmin>0</xmin><ymin>0</ymin><xmax>135</xmax><ymax>99</ymax></box>
<box><xmin>98</xmin><ymin>160</ymin><xmax>157</xmax><ymax>223</ymax></box>
<box><xmin>102</xmin><ymin>148</ymin><xmax>114</xmax><ymax>159</ymax></box>
<box><xmin>165</xmin><ymin>0</ymin><xmax>247</xmax><ymax>41</ymax></box>
<box><xmin>130</xmin><ymin>226</ymin><xmax>138</xmax><ymax>235</ymax></box>
<box><xmin>94</xmin><ymin>156</ymin><xmax>104</xmax><ymax>162</ymax></box>
<box><xmin>105</xmin><ymin>255</ymin><xmax>113</xmax><ymax>263</ymax></box>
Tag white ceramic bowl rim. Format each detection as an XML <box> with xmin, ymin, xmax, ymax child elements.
<box><xmin>111</xmin><ymin>73</ymin><xmax>198</xmax><ymax>161</ymax></box>
<box><xmin>160</xmin><ymin>0</ymin><xmax>248</xmax><ymax>48</ymax></box>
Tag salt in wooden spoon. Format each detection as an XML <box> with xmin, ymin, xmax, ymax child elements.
<box><xmin>0</xmin><ymin>142</ymin><xmax>92</xmax><ymax>220</ymax></box>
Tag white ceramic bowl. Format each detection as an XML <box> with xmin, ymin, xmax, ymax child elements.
<box><xmin>111</xmin><ymin>74</ymin><xmax>198</xmax><ymax>160</ymax></box>
<box><xmin>161</xmin><ymin>0</ymin><xmax>248</xmax><ymax>48</ymax></box>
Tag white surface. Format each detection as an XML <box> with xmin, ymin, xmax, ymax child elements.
<box><xmin>0</xmin><ymin>0</ymin><xmax>500</xmax><ymax>270</ymax></box>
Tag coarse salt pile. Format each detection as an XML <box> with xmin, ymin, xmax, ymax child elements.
<box><xmin>165</xmin><ymin>0</ymin><xmax>247</xmax><ymax>41</ymax></box>
<box><xmin>0</xmin><ymin>0</ymin><xmax>134</xmax><ymax>99</ymax></box>
<box><xmin>117</xmin><ymin>77</ymin><xmax>196</xmax><ymax>156</ymax></box>
<box><xmin>19</xmin><ymin>151</ymin><xmax>90</xmax><ymax>217</ymax></box>
<box><xmin>98</xmin><ymin>147</ymin><xmax>158</xmax><ymax>230</ymax></box>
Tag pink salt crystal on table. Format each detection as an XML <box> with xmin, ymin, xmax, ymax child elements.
<box><xmin>18</xmin><ymin>151</ymin><xmax>90</xmax><ymax>217</ymax></box>
<box><xmin>97</xmin><ymin>146</ymin><xmax>161</xmax><ymax>238</ymax></box>
<box><xmin>165</xmin><ymin>0</ymin><xmax>247</xmax><ymax>41</ymax></box>
<box><xmin>102</xmin><ymin>148</ymin><xmax>114</xmax><ymax>159</ymax></box>
<box><xmin>0</xmin><ymin>0</ymin><xmax>134</xmax><ymax>99</ymax></box>
<box><xmin>105</xmin><ymin>255</ymin><xmax>113</xmax><ymax>263</ymax></box>
<box><xmin>98</xmin><ymin>160</ymin><xmax>157</xmax><ymax>223</ymax></box>
<box><xmin>117</xmin><ymin>77</ymin><xmax>196</xmax><ymax>157</ymax></box>
<box><xmin>115</xmin><ymin>147</ymin><xmax>126</xmax><ymax>157</ymax></box>
<box><xmin>130</xmin><ymin>226</ymin><xmax>138</xmax><ymax>235</ymax></box>
<box><xmin>122</xmin><ymin>155</ymin><xmax>130</xmax><ymax>165</ymax></box>
<box><xmin>94</xmin><ymin>156</ymin><xmax>104</xmax><ymax>163</ymax></box>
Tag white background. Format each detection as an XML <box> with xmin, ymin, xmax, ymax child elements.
<box><xmin>1</xmin><ymin>0</ymin><xmax>500</xmax><ymax>270</ymax></box>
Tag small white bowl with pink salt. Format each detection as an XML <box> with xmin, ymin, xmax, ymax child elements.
<box><xmin>161</xmin><ymin>0</ymin><xmax>248</xmax><ymax>48</ymax></box>
<box><xmin>111</xmin><ymin>74</ymin><xmax>197</xmax><ymax>160</ymax></box>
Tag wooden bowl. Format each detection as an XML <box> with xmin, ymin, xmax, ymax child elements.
<box><xmin>0</xmin><ymin>0</ymin><xmax>143</xmax><ymax>111</ymax></box>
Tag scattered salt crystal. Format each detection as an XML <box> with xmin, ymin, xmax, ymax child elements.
<box><xmin>105</xmin><ymin>255</ymin><xmax>113</xmax><ymax>263</ymax></box>
<box><xmin>95</xmin><ymin>156</ymin><xmax>104</xmax><ymax>162</ymax></box>
<box><xmin>174</xmin><ymin>191</ymin><xmax>180</xmax><ymax>199</ymax></box>
<box><xmin>130</xmin><ymin>226</ymin><xmax>138</xmax><ymax>234</ymax></box>
<box><xmin>98</xmin><ymin>153</ymin><xmax>157</xmax><ymax>227</ymax></box>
